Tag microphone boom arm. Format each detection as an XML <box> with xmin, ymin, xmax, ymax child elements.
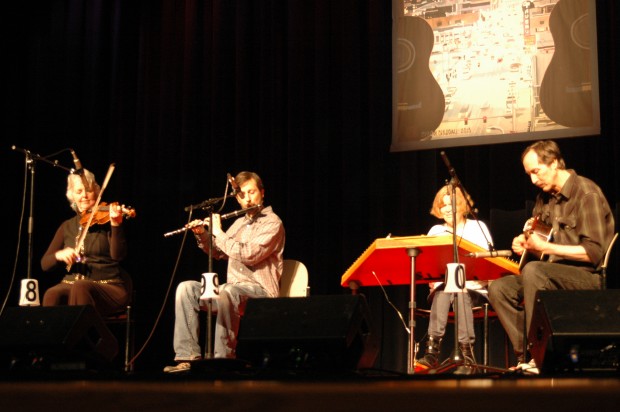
<box><xmin>184</xmin><ymin>194</ymin><xmax>238</xmax><ymax>212</ymax></box>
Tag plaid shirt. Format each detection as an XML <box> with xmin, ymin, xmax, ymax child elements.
<box><xmin>196</xmin><ymin>206</ymin><xmax>285</xmax><ymax>297</ymax></box>
<box><xmin>534</xmin><ymin>170</ymin><xmax>614</xmax><ymax>272</ymax></box>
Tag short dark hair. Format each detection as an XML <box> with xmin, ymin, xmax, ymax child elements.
<box><xmin>235</xmin><ymin>171</ymin><xmax>264</xmax><ymax>190</ymax></box>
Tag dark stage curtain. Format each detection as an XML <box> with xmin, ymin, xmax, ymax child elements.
<box><xmin>3</xmin><ymin>0</ymin><xmax>619</xmax><ymax>373</ymax></box>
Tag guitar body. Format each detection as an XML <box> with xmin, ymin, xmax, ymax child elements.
<box><xmin>539</xmin><ymin>0</ymin><xmax>593</xmax><ymax>127</ymax></box>
<box><xmin>396</xmin><ymin>16</ymin><xmax>445</xmax><ymax>141</ymax></box>
<box><xmin>518</xmin><ymin>217</ymin><xmax>553</xmax><ymax>272</ymax></box>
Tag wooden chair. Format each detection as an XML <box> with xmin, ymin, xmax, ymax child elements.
<box><xmin>279</xmin><ymin>259</ymin><xmax>310</xmax><ymax>297</ymax></box>
<box><xmin>104</xmin><ymin>273</ymin><xmax>135</xmax><ymax>372</ymax></box>
<box><xmin>600</xmin><ymin>232</ymin><xmax>618</xmax><ymax>290</ymax></box>
<box><xmin>104</xmin><ymin>295</ymin><xmax>135</xmax><ymax>372</ymax></box>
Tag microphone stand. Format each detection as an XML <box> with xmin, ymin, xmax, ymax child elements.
<box><xmin>459</xmin><ymin>188</ymin><xmax>497</xmax><ymax>255</ymax></box>
<box><xmin>437</xmin><ymin>151</ymin><xmax>467</xmax><ymax>374</ymax></box>
<box><xmin>439</xmin><ymin>178</ymin><xmax>466</xmax><ymax>373</ymax></box>
<box><xmin>11</xmin><ymin>146</ymin><xmax>72</xmax><ymax>306</ymax></box>
<box><xmin>204</xmin><ymin>206</ymin><xmax>216</xmax><ymax>359</ymax></box>
<box><xmin>183</xmin><ymin>184</ymin><xmax>237</xmax><ymax>359</ymax></box>
<box><xmin>437</xmin><ymin>151</ymin><xmax>505</xmax><ymax>375</ymax></box>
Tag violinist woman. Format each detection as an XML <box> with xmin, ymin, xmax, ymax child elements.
<box><xmin>40</xmin><ymin>169</ymin><xmax>132</xmax><ymax>316</ymax></box>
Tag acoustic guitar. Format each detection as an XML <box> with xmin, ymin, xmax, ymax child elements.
<box><xmin>539</xmin><ymin>0</ymin><xmax>594</xmax><ymax>127</ymax></box>
<box><xmin>395</xmin><ymin>16</ymin><xmax>445</xmax><ymax>141</ymax></box>
<box><xmin>518</xmin><ymin>216</ymin><xmax>554</xmax><ymax>271</ymax></box>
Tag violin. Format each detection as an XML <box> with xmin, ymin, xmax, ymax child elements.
<box><xmin>68</xmin><ymin>164</ymin><xmax>125</xmax><ymax>272</ymax></box>
<box><xmin>80</xmin><ymin>201</ymin><xmax>136</xmax><ymax>227</ymax></box>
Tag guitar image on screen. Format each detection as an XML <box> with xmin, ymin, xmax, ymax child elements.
<box><xmin>396</xmin><ymin>16</ymin><xmax>445</xmax><ymax>141</ymax></box>
<box><xmin>539</xmin><ymin>0</ymin><xmax>594</xmax><ymax>128</ymax></box>
<box><xmin>518</xmin><ymin>216</ymin><xmax>554</xmax><ymax>272</ymax></box>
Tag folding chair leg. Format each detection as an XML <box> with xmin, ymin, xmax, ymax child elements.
<box><xmin>483</xmin><ymin>303</ymin><xmax>489</xmax><ymax>366</ymax></box>
<box><xmin>124</xmin><ymin>305</ymin><xmax>133</xmax><ymax>372</ymax></box>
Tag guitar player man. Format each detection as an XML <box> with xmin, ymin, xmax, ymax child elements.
<box><xmin>488</xmin><ymin>140</ymin><xmax>615</xmax><ymax>374</ymax></box>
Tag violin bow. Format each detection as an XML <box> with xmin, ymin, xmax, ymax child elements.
<box><xmin>67</xmin><ymin>163</ymin><xmax>116</xmax><ymax>272</ymax></box>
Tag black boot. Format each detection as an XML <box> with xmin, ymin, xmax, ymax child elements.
<box><xmin>454</xmin><ymin>342</ymin><xmax>477</xmax><ymax>375</ymax></box>
<box><xmin>415</xmin><ymin>336</ymin><xmax>442</xmax><ymax>373</ymax></box>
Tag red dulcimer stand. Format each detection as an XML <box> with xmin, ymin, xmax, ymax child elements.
<box><xmin>341</xmin><ymin>234</ymin><xmax>519</xmax><ymax>374</ymax></box>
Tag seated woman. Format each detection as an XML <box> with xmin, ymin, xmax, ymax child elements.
<box><xmin>40</xmin><ymin>169</ymin><xmax>132</xmax><ymax>317</ymax></box>
<box><xmin>415</xmin><ymin>184</ymin><xmax>494</xmax><ymax>374</ymax></box>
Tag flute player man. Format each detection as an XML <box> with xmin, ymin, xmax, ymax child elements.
<box><xmin>164</xmin><ymin>171</ymin><xmax>285</xmax><ymax>373</ymax></box>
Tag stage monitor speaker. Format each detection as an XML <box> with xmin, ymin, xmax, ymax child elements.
<box><xmin>529</xmin><ymin>289</ymin><xmax>620</xmax><ymax>374</ymax></box>
<box><xmin>237</xmin><ymin>295</ymin><xmax>379</xmax><ymax>371</ymax></box>
<box><xmin>0</xmin><ymin>305</ymin><xmax>118</xmax><ymax>370</ymax></box>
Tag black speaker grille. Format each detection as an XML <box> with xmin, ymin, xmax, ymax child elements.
<box><xmin>237</xmin><ymin>295</ymin><xmax>378</xmax><ymax>371</ymax></box>
<box><xmin>529</xmin><ymin>290</ymin><xmax>620</xmax><ymax>374</ymax></box>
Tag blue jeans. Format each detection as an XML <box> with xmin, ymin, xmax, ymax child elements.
<box><xmin>173</xmin><ymin>280</ymin><xmax>269</xmax><ymax>360</ymax></box>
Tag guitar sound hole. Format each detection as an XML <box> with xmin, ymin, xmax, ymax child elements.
<box><xmin>570</xmin><ymin>14</ymin><xmax>589</xmax><ymax>50</ymax></box>
<box><xmin>397</xmin><ymin>38</ymin><xmax>416</xmax><ymax>73</ymax></box>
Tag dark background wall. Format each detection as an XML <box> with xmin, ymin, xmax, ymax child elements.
<box><xmin>3</xmin><ymin>0</ymin><xmax>618</xmax><ymax>373</ymax></box>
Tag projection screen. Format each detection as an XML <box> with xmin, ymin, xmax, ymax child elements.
<box><xmin>391</xmin><ymin>0</ymin><xmax>600</xmax><ymax>152</ymax></box>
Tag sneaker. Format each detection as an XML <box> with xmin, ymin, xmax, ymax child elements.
<box><xmin>510</xmin><ymin>359</ymin><xmax>539</xmax><ymax>375</ymax></box>
<box><xmin>414</xmin><ymin>354</ymin><xmax>439</xmax><ymax>374</ymax></box>
<box><xmin>414</xmin><ymin>361</ymin><xmax>431</xmax><ymax>374</ymax></box>
<box><xmin>163</xmin><ymin>362</ymin><xmax>191</xmax><ymax>373</ymax></box>
<box><xmin>521</xmin><ymin>359</ymin><xmax>540</xmax><ymax>375</ymax></box>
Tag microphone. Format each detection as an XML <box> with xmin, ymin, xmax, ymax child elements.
<box><xmin>70</xmin><ymin>149</ymin><xmax>90</xmax><ymax>191</ymax></box>
<box><xmin>227</xmin><ymin>173</ymin><xmax>240</xmax><ymax>195</ymax></box>
<box><xmin>440</xmin><ymin>150</ymin><xmax>458</xmax><ymax>182</ymax></box>
<box><xmin>467</xmin><ymin>250</ymin><xmax>513</xmax><ymax>258</ymax></box>
<box><xmin>70</xmin><ymin>149</ymin><xmax>83</xmax><ymax>173</ymax></box>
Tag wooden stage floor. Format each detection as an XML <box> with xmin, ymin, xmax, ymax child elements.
<box><xmin>1</xmin><ymin>365</ymin><xmax>619</xmax><ymax>412</ymax></box>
